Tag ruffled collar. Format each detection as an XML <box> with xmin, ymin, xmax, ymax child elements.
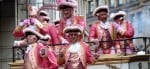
<box><xmin>69</xmin><ymin>42</ymin><xmax>81</xmax><ymax>53</ymax></box>
<box><xmin>99</xmin><ymin>21</ymin><xmax>110</xmax><ymax>29</ymax></box>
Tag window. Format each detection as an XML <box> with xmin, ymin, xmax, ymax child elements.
<box><xmin>136</xmin><ymin>11</ymin><xmax>143</xmax><ymax>33</ymax></box>
<box><xmin>118</xmin><ymin>0</ymin><xmax>124</xmax><ymax>5</ymax></box>
<box><xmin>129</xmin><ymin>13</ymin><xmax>139</xmax><ymax>36</ymax></box>
<box><xmin>88</xmin><ymin>1</ymin><xmax>94</xmax><ymax>13</ymax></box>
<box><xmin>130</xmin><ymin>0</ymin><xmax>137</xmax><ymax>2</ymax></box>
<box><xmin>29</xmin><ymin>0</ymin><xmax>43</xmax><ymax>8</ymax></box>
<box><xmin>149</xmin><ymin>8</ymin><xmax>150</xmax><ymax>17</ymax></box>
<box><xmin>97</xmin><ymin>0</ymin><xmax>105</xmax><ymax>6</ymax></box>
<box><xmin>16</xmin><ymin>0</ymin><xmax>44</xmax><ymax>24</ymax></box>
<box><xmin>17</xmin><ymin>0</ymin><xmax>28</xmax><ymax>23</ymax></box>
<box><xmin>109</xmin><ymin>0</ymin><xmax>115</xmax><ymax>7</ymax></box>
<box><xmin>130</xmin><ymin>14</ymin><xmax>135</xmax><ymax>23</ymax></box>
<box><xmin>43</xmin><ymin>0</ymin><xmax>56</xmax><ymax>22</ymax></box>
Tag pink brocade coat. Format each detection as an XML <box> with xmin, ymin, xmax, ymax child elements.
<box><xmin>88</xmin><ymin>21</ymin><xmax>116</xmax><ymax>41</ymax></box>
<box><xmin>57</xmin><ymin>16</ymin><xmax>86</xmax><ymax>36</ymax></box>
<box><xmin>24</xmin><ymin>43</ymin><xmax>58</xmax><ymax>69</ymax></box>
<box><xmin>60</xmin><ymin>42</ymin><xmax>93</xmax><ymax>69</ymax></box>
<box><xmin>88</xmin><ymin>21</ymin><xmax>119</xmax><ymax>54</ymax></box>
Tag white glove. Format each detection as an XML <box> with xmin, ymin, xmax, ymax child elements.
<box><xmin>41</xmin><ymin>34</ymin><xmax>51</xmax><ymax>40</ymax></box>
<box><xmin>91</xmin><ymin>39</ymin><xmax>99</xmax><ymax>47</ymax></box>
<box><xmin>61</xmin><ymin>38</ymin><xmax>69</xmax><ymax>44</ymax></box>
<box><xmin>14</xmin><ymin>41</ymin><xmax>20</xmax><ymax>46</ymax></box>
<box><xmin>14</xmin><ymin>40</ymin><xmax>27</xmax><ymax>46</ymax></box>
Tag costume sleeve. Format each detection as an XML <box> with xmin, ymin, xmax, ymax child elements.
<box><xmin>124</xmin><ymin>22</ymin><xmax>134</xmax><ymax>38</ymax></box>
<box><xmin>77</xmin><ymin>16</ymin><xmax>86</xmax><ymax>30</ymax></box>
<box><xmin>84</xmin><ymin>43</ymin><xmax>93</xmax><ymax>64</ymax></box>
<box><xmin>38</xmin><ymin>24</ymin><xmax>60</xmax><ymax>44</ymax></box>
<box><xmin>47</xmin><ymin>49</ymin><xmax>58</xmax><ymax>69</ymax></box>
<box><xmin>57</xmin><ymin>20</ymin><xmax>64</xmax><ymax>36</ymax></box>
<box><xmin>88</xmin><ymin>24</ymin><xmax>97</xmax><ymax>41</ymax></box>
<box><xmin>49</xmin><ymin>24</ymin><xmax>60</xmax><ymax>44</ymax></box>
<box><xmin>12</xmin><ymin>26</ymin><xmax>24</xmax><ymax>37</ymax></box>
<box><xmin>38</xmin><ymin>27</ymin><xmax>47</xmax><ymax>35</ymax></box>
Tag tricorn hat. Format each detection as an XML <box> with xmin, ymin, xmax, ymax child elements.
<box><xmin>110</xmin><ymin>11</ymin><xmax>126</xmax><ymax>20</ymax></box>
<box><xmin>93</xmin><ymin>5</ymin><xmax>109</xmax><ymax>16</ymax></box>
<box><xmin>56</xmin><ymin>0</ymin><xmax>77</xmax><ymax>10</ymax></box>
<box><xmin>39</xmin><ymin>10</ymin><xmax>49</xmax><ymax>16</ymax></box>
<box><xmin>23</xmin><ymin>28</ymin><xmax>50</xmax><ymax>40</ymax></box>
<box><xmin>63</xmin><ymin>25</ymin><xmax>83</xmax><ymax>34</ymax></box>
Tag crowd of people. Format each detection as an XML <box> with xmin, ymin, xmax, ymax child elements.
<box><xmin>13</xmin><ymin>0</ymin><xmax>135</xmax><ymax>69</ymax></box>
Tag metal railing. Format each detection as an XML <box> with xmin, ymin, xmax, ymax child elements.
<box><xmin>12</xmin><ymin>37</ymin><xmax>150</xmax><ymax>62</ymax></box>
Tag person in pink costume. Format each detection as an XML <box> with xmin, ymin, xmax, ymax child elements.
<box><xmin>56</xmin><ymin>0</ymin><xmax>86</xmax><ymax>43</ymax></box>
<box><xmin>21</xmin><ymin>28</ymin><xmax>58</xmax><ymax>69</ymax></box>
<box><xmin>58</xmin><ymin>25</ymin><xmax>94</xmax><ymax>69</ymax></box>
<box><xmin>110</xmin><ymin>11</ymin><xmax>135</xmax><ymax>54</ymax></box>
<box><xmin>37</xmin><ymin>10</ymin><xmax>60</xmax><ymax>45</ymax></box>
<box><xmin>13</xmin><ymin>6</ymin><xmax>42</xmax><ymax>38</ymax></box>
<box><xmin>53</xmin><ymin>19</ymin><xmax>60</xmax><ymax>30</ymax></box>
<box><xmin>37</xmin><ymin>11</ymin><xmax>63</xmax><ymax>65</ymax></box>
<box><xmin>88</xmin><ymin>5</ymin><xmax>121</xmax><ymax>55</ymax></box>
<box><xmin>13</xmin><ymin>6</ymin><xmax>44</xmax><ymax>49</ymax></box>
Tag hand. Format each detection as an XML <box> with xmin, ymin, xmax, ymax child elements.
<box><xmin>93</xmin><ymin>53</ymin><xmax>100</xmax><ymax>59</ymax></box>
<box><xmin>93</xmin><ymin>39</ymin><xmax>99</xmax><ymax>43</ymax></box>
<box><xmin>61</xmin><ymin>38</ymin><xmax>69</xmax><ymax>44</ymax></box>
<box><xmin>41</xmin><ymin>34</ymin><xmax>51</xmax><ymax>41</ymax></box>
<box><xmin>18</xmin><ymin>19</ymin><xmax>29</xmax><ymax>26</ymax></box>
<box><xmin>30</xmin><ymin>18</ymin><xmax>37</xmax><ymax>25</ymax></box>
<box><xmin>23</xmin><ymin>19</ymin><xmax>30</xmax><ymax>25</ymax></box>
<box><xmin>90</xmin><ymin>39</ymin><xmax>99</xmax><ymax>44</ymax></box>
<box><xmin>116</xmin><ymin>49</ymin><xmax>122</xmax><ymax>55</ymax></box>
<box><xmin>38</xmin><ymin>40</ymin><xmax>48</xmax><ymax>45</ymax></box>
<box><xmin>14</xmin><ymin>41</ymin><xmax>20</xmax><ymax>46</ymax></box>
<box><xmin>91</xmin><ymin>39</ymin><xmax>99</xmax><ymax>47</ymax></box>
<box><xmin>14</xmin><ymin>40</ymin><xmax>27</xmax><ymax>46</ymax></box>
<box><xmin>114</xmin><ymin>23</ymin><xmax>120</xmax><ymax>29</ymax></box>
<box><xmin>117</xmin><ymin>27</ymin><xmax>126</xmax><ymax>35</ymax></box>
